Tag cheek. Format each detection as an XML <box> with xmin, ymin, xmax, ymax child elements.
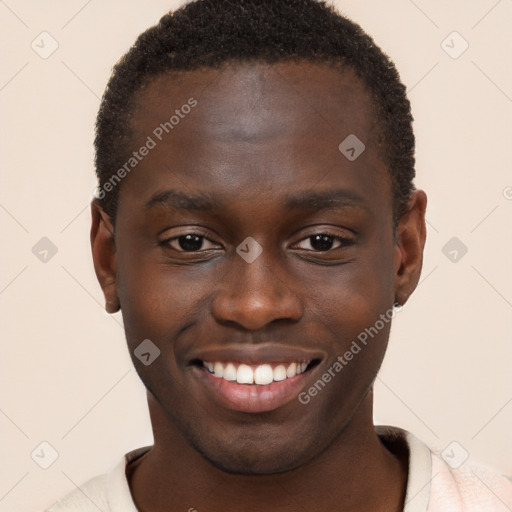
<box><xmin>308</xmin><ymin>244</ymin><xmax>395</xmax><ymax>330</ymax></box>
<box><xmin>303</xmin><ymin>270</ymin><xmax>394</xmax><ymax>424</ymax></box>
<box><xmin>303</xmin><ymin>235</ymin><xmax>396</xmax><ymax>378</ymax></box>
<box><xmin>116</xmin><ymin>248</ymin><xmax>215</xmax><ymax>351</ymax></box>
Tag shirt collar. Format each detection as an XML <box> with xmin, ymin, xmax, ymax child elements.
<box><xmin>107</xmin><ymin>426</ymin><xmax>433</xmax><ymax>512</ymax></box>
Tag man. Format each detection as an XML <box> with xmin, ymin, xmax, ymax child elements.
<box><xmin>47</xmin><ymin>0</ymin><xmax>512</xmax><ymax>510</ymax></box>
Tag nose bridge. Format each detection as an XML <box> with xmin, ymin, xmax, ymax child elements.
<box><xmin>235</xmin><ymin>245</ymin><xmax>283</xmax><ymax>298</ymax></box>
<box><xmin>211</xmin><ymin>241</ymin><xmax>303</xmax><ymax>330</ymax></box>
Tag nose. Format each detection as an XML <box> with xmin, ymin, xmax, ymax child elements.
<box><xmin>211</xmin><ymin>250</ymin><xmax>303</xmax><ymax>330</ymax></box>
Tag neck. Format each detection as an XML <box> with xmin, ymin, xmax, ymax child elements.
<box><xmin>128</xmin><ymin>391</ymin><xmax>408</xmax><ymax>512</ymax></box>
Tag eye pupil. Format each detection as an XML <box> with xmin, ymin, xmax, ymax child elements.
<box><xmin>311</xmin><ymin>234</ymin><xmax>334</xmax><ymax>251</ymax></box>
<box><xmin>178</xmin><ymin>234</ymin><xmax>203</xmax><ymax>251</ymax></box>
<box><xmin>171</xmin><ymin>233</ymin><xmax>342</xmax><ymax>253</ymax></box>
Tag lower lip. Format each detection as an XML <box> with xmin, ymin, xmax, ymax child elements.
<box><xmin>193</xmin><ymin>367</ymin><xmax>312</xmax><ymax>413</ymax></box>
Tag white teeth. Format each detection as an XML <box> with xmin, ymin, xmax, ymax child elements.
<box><xmin>203</xmin><ymin>360</ymin><xmax>312</xmax><ymax>385</ymax></box>
<box><xmin>286</xmin><ymin>362</ymin><xmax>297</xmax><ymax>378</ymax></box>
<box><xmin>273</xmin><ymin>364</ymin><xmax>287</xmax><ymax>381</ymax></box>
<box><xmin>254</xmin><ymin>364</ymin><xmax>274</xmax><ymax>385</ymax></box>
<box><xmin>213</xmin><ymin>362</ymin><xmax>224</xmax><ymax>378</ymax></box>
<box><xmin>223</xmin><ymin>363</ymin><xmax>237</xmax><ymax>381</ymax></box>
<box><xmin>237</xmin><ymin>364</ymin><xmax>254</xmax><ymax>384</ymax></box>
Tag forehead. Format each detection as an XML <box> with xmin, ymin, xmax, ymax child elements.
<box><xmin>119</xmin><ymin>60</ymin><xmax>391</xmax><ymax>221</ymax></box>
<box><xmin>132</xmin><ymin>60</ymin><xmax>380</xmax><ymax>145</ymax></box>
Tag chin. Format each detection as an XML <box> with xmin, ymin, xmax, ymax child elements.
<box><xmin>175</xmin><ymin>411</ymin><xmax>328</xmax><ymax>476</ymax></box>
<box><xmin>193</xmin><ymin>440</ymin><xmax>308</xmax><ymax>476</ymax></box>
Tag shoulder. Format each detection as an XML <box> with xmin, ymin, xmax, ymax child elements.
<box><xmin>376</xmin><ymin>425</ymin><xmax>512</xmax><ymax>512</ymax></box>
<box><xmin>44</xmin><ymin>446</ymin><xmax>151</xmax><ymax>512</ymax></box>
<box><xmin>429</xmin><ymin>451</ymin><xmax>512</xmax><ymax>512</ymax></box>
<box><xmin>44</xmin><ymin>474</ymin><xmax>109</xmax><ymax>512</ymax></box>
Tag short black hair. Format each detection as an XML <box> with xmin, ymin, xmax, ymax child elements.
<box><xmin>94</xmin><ymin>0</ymin><xmax>415</xmax><ymax>226</ymax></box>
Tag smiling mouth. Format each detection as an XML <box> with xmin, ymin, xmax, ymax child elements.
<box><xmin>192</xmin><ymin>359</ymin><xmax>321</xmax><ymax>385</ymax></box>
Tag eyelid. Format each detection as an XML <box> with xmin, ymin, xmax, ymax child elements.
<box><xmin>158</xmin><ymin>227</ymin><xmax>355</xmax><ymax>253</ymax></box>
<box><xmin>291</xmin><ymin>231</ymin><xmax>355</xmax><ymax>251</ymax></box>
<box><xmin>159</xmin><ymin>230</ymin><xmax>222</xmax><ymax>252</ymax></box>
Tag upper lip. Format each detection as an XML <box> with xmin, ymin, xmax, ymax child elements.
<box><xmin>188</xmin><ymin>344</ymin><xmax>326</xmax><ymax>366</ymax></box>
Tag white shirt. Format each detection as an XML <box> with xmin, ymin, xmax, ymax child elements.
<box><xmin>45</xmin><ymin>426</ymin><xmax>512</xmax><ymax>511</ymax></box>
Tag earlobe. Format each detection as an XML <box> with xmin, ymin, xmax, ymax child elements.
<box><xmin>90</xmin><ymin>200</ymin><xmax>120</xmax><ymax>313</ymax></box>
<box><xmin>393</xmin><ymin>190</ymin><xmax>427</xmax><ymax>306</ymax></box>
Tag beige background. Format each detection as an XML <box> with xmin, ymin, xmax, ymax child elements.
<box><xmin>1</xmin><ymin>1</ymin><xmax>511</xmax><ymax>510</ymax></box>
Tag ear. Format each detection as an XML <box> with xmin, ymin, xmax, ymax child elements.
<box><xmin>90</xmin><ymin>200</ymin><xmax>119</xmax><ymax>313</ymax></box>
<box><xmin>393</xmin><ymin>190</ymin><xmax>427</xmax><ymax>306</ymax></box>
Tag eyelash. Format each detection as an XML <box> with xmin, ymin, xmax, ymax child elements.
<box><xmin>297</xmin><ymin>231</ymin><xmax>355</xmax><ymax>251</ymax></box>
<box><xmin>159</xmin><ymin>231</ymin><xmax>355</xmax><ymax>253</ymax></box>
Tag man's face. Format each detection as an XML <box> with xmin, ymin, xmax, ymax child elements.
<box><xmin>99</xmin><ymin>61</ymin><xmax>408</xmax><ymax>474</ymax></box>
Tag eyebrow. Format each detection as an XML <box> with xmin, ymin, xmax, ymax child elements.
<box><xmin>284</xmin><ymin>189</ymin><xmax>368</xmax><ymax>212</ymax></box>
<box><xmin>146</xmin><ymin>190</ymin><xmax>220</xmax><ymax>211</ymax></box>
<box><xmin>145</xmin><ymin>188</ymin><xmax>368</xmax><ymax>213</ymax></box>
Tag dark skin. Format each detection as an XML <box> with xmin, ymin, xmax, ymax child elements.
<box><xmin>91</xmin><ymin>61</ymin><xmax>427</xmax><ymax>512</ymax></box>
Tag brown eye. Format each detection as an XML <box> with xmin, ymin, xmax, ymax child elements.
<box><xmin>294</xmin><ymin>232</ymin><xmax>354</xmax><ymax>252</ymax></box>
<box><xmin>309</xmin><ymin>234</ymin><xmax>336</xmax><ymax>251</ymax></box>
<box><xmin>175</xmin><ymin>234</ymin><xmax>204</xmax><ymax>251</ymax></box>
<box><xmin>161</xmin><ymin>233</ymin><xmax>219</xmax><ymax>252</ymax></box>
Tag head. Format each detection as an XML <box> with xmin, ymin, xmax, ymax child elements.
<box><xmin>91</xmin><ymin>0</ymin><xmax>427</xmax><ymax>475</ymax></box>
